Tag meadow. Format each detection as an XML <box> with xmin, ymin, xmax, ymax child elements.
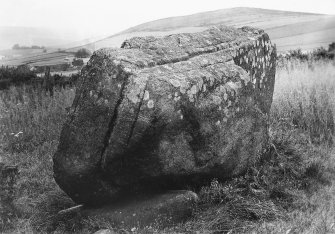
<box><xmin>1</xmin><ymin>58</ymin><xmax>335</xmax><ymax>233</ymax></box>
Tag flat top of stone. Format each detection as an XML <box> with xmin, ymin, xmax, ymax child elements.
<box><xmin>95</xmin><ymin>25</ymin><xmax>266</xmax><ymax>70</ymax></box>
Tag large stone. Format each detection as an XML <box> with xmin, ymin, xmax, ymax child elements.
<box><xmin>53</xmin><ymin>25</ymin><xmax>276</xmax><ymax>205</ymax></box>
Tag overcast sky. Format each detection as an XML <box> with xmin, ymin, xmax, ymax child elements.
<box><xmin>1</xmin><ymin>0</ymin><xmax>335</xmax><ymax>37</ymax></box>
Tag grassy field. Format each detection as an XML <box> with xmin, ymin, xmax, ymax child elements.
<box><xmin>0</xmin><ymin>59</ymin><xmax>335</xmax><ymax>233</ymax></box>
<box><xmin>0</xmin><ymin>51</ymin><xmax>74</xmax><ymax>67</ymax></box>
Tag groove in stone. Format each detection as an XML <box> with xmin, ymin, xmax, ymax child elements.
<box><xmin>99</xmin><ymin>74</ymin><xmax>129</xmax><ymax>167</ymax></box>
<box><xmin>126</xmin><ymin>82</ymin><xmax>148</xmax><ymax>147</ymax></box>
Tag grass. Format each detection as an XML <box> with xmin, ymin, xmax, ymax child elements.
<box><xmin>0</xmin><ymin>85</ymin><xmax>76</xmax><ymax>233</ymax></box>
<box><xmin>0</xmin><ymin>59</ymin><xmax>335</xmax><ymax>233</ymax></box>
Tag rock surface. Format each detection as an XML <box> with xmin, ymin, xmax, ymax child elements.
<box><xmin>53</xmin><ymin>25</ymin><xmax>276</xmax><ymax>205</ymax></box>
<box><xmin>84</xmin><ymin>190</ymin><xmax>198</xmax><ymax>229</ymax></box>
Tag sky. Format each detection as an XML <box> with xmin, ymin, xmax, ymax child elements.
<box><xmin>1</xmin><ymin>0</ymin><xmax>335</xmax><ymax>38</ymax></box>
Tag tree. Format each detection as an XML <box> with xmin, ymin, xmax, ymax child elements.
<box><xmin>12</xmin><ymin>44</ymin><xmax>45</xmax><ymax>50</ymax></box>
<box><xmin>60</xmin><ymin>63</ymin><xmax>70</xmax><ymax>71</ymax></box>
<box><xmin>72</xmin><ymin>58</ymin><xmax>84</xmax><ymax>67</ymax></box>
<box><xmin>12</xmin><ymin>44</ymin><xmax>20</xmax><ymax>50</ymax></box>
<box><xmin>312</xmin><ymin>47</ymin><xmax>330</xmax><ymax>60</ymax></box>
<box><xmin>74</xmin><ymin>48</ymin><xmax>92</xmax><ymax>58</ymax></box>
<box><xmin>328</xmin><ymin>42</ymin><xmax>335</xmax><ymax>52</ymax></box>
<box><xmin>287</xmin><ymin>49</ymin><xmax>308</xmax><ymax>60</ymax></box>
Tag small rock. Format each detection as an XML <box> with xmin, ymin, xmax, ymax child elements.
<box><xmin>83</xmin><ymin>190</ymin><xmax>198</xmax><ymax>228</ymax></box>
<box><xmin>93</xmin><ymin>229</ymin><xmax>115</xmax><ymax>234</ymax></box>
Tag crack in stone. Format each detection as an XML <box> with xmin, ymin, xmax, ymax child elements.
<box><xmin>126</xmin><ymin>82</ymin><xmax>148</xmax><ymax>147</ymax></box>
<box><xmin>99</xmin><ymin>74</ymin><xmax>129</xmax><ymax>168</ymax></box>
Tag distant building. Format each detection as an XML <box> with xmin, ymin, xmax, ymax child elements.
<box><xmin>0</xmin><ymin>55</ymin><xmax>5</xmax><ymax>60</ymax></box>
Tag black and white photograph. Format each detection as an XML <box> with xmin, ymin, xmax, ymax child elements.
<box><xmin>1</xmin><ymin>0</ymin><xmax>335</xmax><ymax>233</ymax></box>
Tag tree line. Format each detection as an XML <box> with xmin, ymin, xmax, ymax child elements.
<box><xmin>12</xmin><ymin>44</ymin><xmax>46</xmax><ymax>50</ymax></box>
<box><xmin>0</xmin><ymin>65</ymin><xmax>80</xmax><ymax>90</ymax></box>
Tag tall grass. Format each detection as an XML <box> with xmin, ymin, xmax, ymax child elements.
<box><xmin>0</xmin><ymin>86</ymin><xmax>74</xmax><ymax>153</ymax></box>
<box><xmin>272</xmin><ymin>59</ymin><xmax>335</xmax><ymax>146</ymax></box>
<box><xmin>0</xmin><ymin>86</ymin><xmax>76</xmax><ymax>233</ymax></box>
<box><xmin>0</xmin><ymin>59</ymin><xmax>335</xmax><ymax>233</ymax></box>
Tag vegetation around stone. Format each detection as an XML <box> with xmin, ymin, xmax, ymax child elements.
<box><xmin>0</xmin><ymin>65</ymin><xmax>36</xmax><ymax>84</ymax></box>
<box><xmin>0</xmin><ymin>66</ymin><xmax>80</xmax><ymax>91</ymax></box>
<box><xmin>281</xmin><ymin>42</ymin><xmax>335</xmax><ymax>61</ymax></box>
<box><xmin>0</xmin><ymin>57</ymin><xmax>335</xmax><ymax>233</ymax></box>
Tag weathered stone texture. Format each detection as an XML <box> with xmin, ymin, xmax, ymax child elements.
<box><xmin>53</xmin><ymin>25</ymin><xmax>276</xmax><ymax>205</ymax></box>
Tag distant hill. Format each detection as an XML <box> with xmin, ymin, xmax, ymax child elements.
<box><xmin>1</xmin><ymin>7</ymin><xmax>335</xmax><ymax>66</ymax></box>
<box><xmin>124</xmin><ymin>7</ymin><xmax>322</xmax><ymax>33</ymax></box>
<box><xmin>86</xmin><ymin>7</ymin><xmax>335</xmax><ymax>53</ymax></box>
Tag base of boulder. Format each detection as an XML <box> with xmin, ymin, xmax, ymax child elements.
<box><xmin>82</xmin><ymin>190</ymin><xmax>198</xmax><ymax>229</ymax></box>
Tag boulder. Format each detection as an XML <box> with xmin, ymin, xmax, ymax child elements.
<box><xmin>53</xmin><ymin>25</ymin><xmax>276</xmax><ymax>205</ymax></box>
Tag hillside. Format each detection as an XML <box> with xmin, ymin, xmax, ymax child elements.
<box><xmin>124</xmin><ymin>7</ymin><xmax>322</xmax><ymax>32</ymax></box>
<box><xmin>90</xmin><ymin>7</ymin><xmax>335</xmax><ymax>52</ymax></box>
<box><xmin>1</xmin><ymin>7</ymin><xmax>334</xmax><ymax>67</ymax></box>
